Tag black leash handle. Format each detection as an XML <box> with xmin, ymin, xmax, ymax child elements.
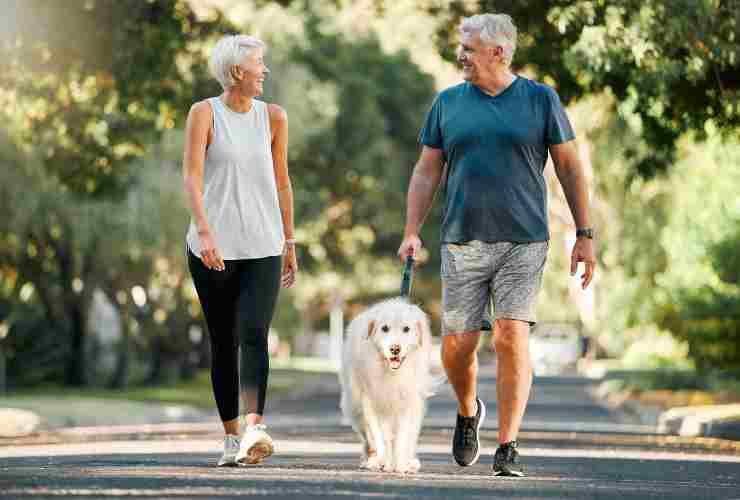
<box><xmin>400</xmin><ymin>255</ymin><xmax>415</xmax><ymax>297</ymax></box>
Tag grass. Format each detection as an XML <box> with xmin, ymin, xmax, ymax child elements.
<box><xmin>599</xmin><ymin>368</ymin><xmax>740</xmax><ymax>408</ymax></box>
<box><xmin>6</xmin><ymin>357</ymin><xmax>338</xmax><ymax>410</ymax></box>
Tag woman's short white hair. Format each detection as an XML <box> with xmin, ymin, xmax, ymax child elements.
<box><xmin>209</xmin><ymin>34</ymin><xmax>266</xmax><ymax>90</ymax></box>
<box><xmin>460</xmin><ymin>14</ymin><xmax>518</xmax><ymax>66</ymax></box>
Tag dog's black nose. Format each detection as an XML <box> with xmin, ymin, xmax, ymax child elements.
<box><xmin>390</xmin><ymin>344</ymin><xmax>401</xmax><ymax>356</ymax></box>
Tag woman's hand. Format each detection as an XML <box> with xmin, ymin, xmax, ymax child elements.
<box><xmin>199</xmin><ymin>230</ymin><xmax>225</xmax><ymax>271</ymax></box>
<box><xmin>282</xmin><ymin>243</ymin><xmax>298</xmax><ymax>288</ymax></box>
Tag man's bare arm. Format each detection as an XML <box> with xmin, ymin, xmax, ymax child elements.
<box><xmin>404</xmin><ymin>146</ymin><xmax>445</xmax><ymax>236</ymax></box>
<box><xmin>398</xmin><ymin>146</ymin><xmax>445</xmax><ymax>260</ymax></box>
<box><xmin>550</xmin><ymin>140</ymin><xmax>596</xmax><ymax>289</ymax></box>
<box><xmin>550</xmin><ymin>141</ymin><xmax>590</xmax><ymax>230</ymax></box>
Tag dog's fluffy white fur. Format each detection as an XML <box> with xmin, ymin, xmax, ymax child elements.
<box><xmin>339</xmin><ymin>297</ymin><xmax>436</xmax><ymax>474</ymax></box>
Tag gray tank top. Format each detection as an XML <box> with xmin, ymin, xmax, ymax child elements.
<box><xmin>186</xmin><ymin>97</ymin><xmax>284</xmax><ymax>260</ymax></box>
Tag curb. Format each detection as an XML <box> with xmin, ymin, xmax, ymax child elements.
<box><xmin>589</xmin><ymin>383</ymin><xmax>664</xmax><ymax>429</ymax></box>
<box><xmin>658</xmin><ymin>404</ymin><xmax>740</xmax><ymax>440</ymax></box>
<box><xmin>0</xmin><ymin>421</ymin><xmax>218</xmax><ymax>448</ymax></box>
<box><xmin>0</xmin><ymin>408</ymin><xmax>42</xmax><ymax>438</ymax></box>
<box><xmin>591</xmin><ymin>379</ymin><xmax>740</xmax><ymax>442</ymax></box>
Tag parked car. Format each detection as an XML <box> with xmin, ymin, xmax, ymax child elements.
<box><xmin>529</xmin><ymin>323</ymin><xmax>582</xmax><ymax>375</ymax></box>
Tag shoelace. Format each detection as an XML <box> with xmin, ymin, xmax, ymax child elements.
<box><xmin>495</xmin><ymin>446</ymin><xmax>518</xmax><ymax>466</ymax></box>
<box><xmin>220</xmin><ymin>424</ymin><xmax>268</xmax><ymax>446</ymax></box>
<box><xmin>459</xmin><ymin>416</ymin><xmax>478</xmax><ymax>447</ymax></box>
<box><xmin>223</xmin><ymin>434</ymin><xmax>240</xmax><ymax>449</ymax></box>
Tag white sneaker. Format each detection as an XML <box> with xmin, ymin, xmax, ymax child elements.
<box><xmin>217</xmin><ymin>434</ymin><xmax>241</xmax><ymax>467</ymax></box>
<box><xmin>236</xmin><ymin>424</ymin><xmax>274</xmax><ymax>465</ymax></box>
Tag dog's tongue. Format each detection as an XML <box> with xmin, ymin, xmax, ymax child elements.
<box><xmin>389</xmin><ymin>357</ymin><xmax>402</xmax><ymax>370</ymax></box>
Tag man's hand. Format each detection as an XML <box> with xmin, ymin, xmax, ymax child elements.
<box><xmin>398</xmin><ymin>234</ymin><xmax>423</xmax><ymax>263</ymax></box>
<box><xmin>570</xmin><ymin>238</ymin><xmax>596</xmax><ymax>289</ymax></box>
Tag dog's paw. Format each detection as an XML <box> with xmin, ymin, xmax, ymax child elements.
<box><xmin>360</xmin><ymin>455</ymin><xmax>385</xmax><ymax>472</ymax></box>
<box><xmin>381</xmin><ymin>461</ymin><xmax>396</xmax><ymax>473</ymax></box>
<box><xmin>396</xmin><ymin>458</ymin><xmax>421</xmax><ymax>474</ymax></box>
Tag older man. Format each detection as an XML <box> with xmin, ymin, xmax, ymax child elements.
<box><xmin>398</xmin><ymin>13</ymin><xmax>595</xmax><ymax>476</ymax></box>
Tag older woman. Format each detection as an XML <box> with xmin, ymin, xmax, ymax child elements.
<box><xmin>183</xmin><ymin>34</ymin><xmax>297</xmax><ymax>467</ymax></box>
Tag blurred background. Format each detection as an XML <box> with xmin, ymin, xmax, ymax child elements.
<box><xmin>0</xmin><ymin>0</ymin><xmax>738</xmax><ymax>422</ymax></box>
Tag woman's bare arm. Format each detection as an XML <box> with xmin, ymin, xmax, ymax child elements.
<box><xmin>182</xmin><ymin>100</ymin><xmax>224</xmax><ymax>271</ymax></box>
<box><xmin>269</xmin><ymin>103</ymin><xmax>297</xmax><ymax>287</ymax></box>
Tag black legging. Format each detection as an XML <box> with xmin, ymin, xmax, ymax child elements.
<box><xmin>188</xmin><ymin>249</ymin><xmax>281</xmax><ymax>421</ymax></box>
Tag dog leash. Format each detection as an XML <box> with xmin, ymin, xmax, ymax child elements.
<box><xmin>400</xmin><ymin>255</ymin><xmax>414</xmax><ymax>297</ymax></box>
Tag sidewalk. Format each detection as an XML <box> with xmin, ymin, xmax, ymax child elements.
<box><xmin>582</xmin><ymin>363</ymin><xmax>740</xmax><ymax>441</ymax></box>
<box><xmin>0</xmin><ymin>367</ymin><xmax>339</xmax><ymax>439</ymax></box>
<box><xmin>0</xmin><ymin>397</ymin><xmax>209</xmax><ymax>432</ymax></box>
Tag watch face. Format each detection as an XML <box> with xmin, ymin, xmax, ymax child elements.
<box><xmin>577</xmin><ymin>229</ymin><xmax>593</xmax><ymax>239</ymax></box>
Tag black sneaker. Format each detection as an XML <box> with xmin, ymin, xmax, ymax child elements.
<box><xmin>452</xmin><ymin>397</ymin><xmax>486</xmax><ymax>466</ymax></box>
<box><xmin>492</xmin><ymin>441</ymin><xmax>525</xmax><ymax>477</ymax></box>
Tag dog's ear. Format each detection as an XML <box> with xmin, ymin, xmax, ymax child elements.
<box><xmin>366</xmin><ymin>320</ymin><xmax>376</xmax><ymax>340</ymax></box>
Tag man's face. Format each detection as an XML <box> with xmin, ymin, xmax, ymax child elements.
<box><xmin>457</xmin><ymin>31</ymin><xmax>488</xmax><ymax>83</ymax></box>
<box><xmin>457</xmin><ymin>31</ymin><xmax>506</xmax><ymax>82</ymax></box>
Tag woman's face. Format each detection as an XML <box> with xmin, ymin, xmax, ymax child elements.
<box><xmin>233</xmin><ymin>48</ymin><xmax>269</xmax><ymax>97</ymax></box>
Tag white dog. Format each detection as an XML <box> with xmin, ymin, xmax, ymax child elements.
<box><xmin>340</xmin><ymin>297</ymin><xmax>437</xmax><ymax>474</ymax></box>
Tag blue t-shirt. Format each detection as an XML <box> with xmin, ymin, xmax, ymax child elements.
<box><xmin>418</xmin><ymin>77</ymin><xmax>575</xmax><ymax>243</ymax></box>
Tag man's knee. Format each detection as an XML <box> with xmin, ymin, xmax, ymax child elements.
<box><xmin>493</xmin><ymin>320</ymin><xmax>529</xmax><ymax>355</ymax></box>
<box><xmin>442</xmin><ymin>331</ymin><xmax>480</xmax><ymax>363</ymax></box>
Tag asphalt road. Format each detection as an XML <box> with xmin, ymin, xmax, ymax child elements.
<box><xmin>2</xmin><ymin>365</ymin><xmax>739</xmax><ymax>500</ymax></box>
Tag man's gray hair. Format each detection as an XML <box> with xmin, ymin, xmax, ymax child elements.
<box><xmin>209</xmin><ymin>34</ymin><xmax>266</xmax><ymax>90</ymax></box>
<box><xmin>460</xmin><ymin>14</ymin><xmax>518</xmax><ymax>66</ymax></box>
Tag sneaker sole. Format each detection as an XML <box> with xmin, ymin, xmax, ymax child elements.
<box><xmin>454</xmin><ymin>398</ymin><xmax>486</xmax><ymax>467</ymax></box>
<box><xmin>493</xmin><ymin>469</ymin><xmax>525</xmax><ymax>477</ymax></box>
<box><xmin>237</xmin><ymin>441</ymin><xmax>274</xmax><ymax>465</ymax></box>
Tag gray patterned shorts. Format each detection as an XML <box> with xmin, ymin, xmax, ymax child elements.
<box><xmin>441</xmin><ymin>240</ymin><xmax>549</xmax><ymax>335</ymax></box>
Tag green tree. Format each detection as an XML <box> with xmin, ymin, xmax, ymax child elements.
<box><xmin>0</xmin><ymin>128</ymin><xmax>207</xmax><ymax>388</ymax></box>
<box><xmin>655</xmin><ymin>141</ymin><xmax>740</xmax><ymax>371</ymax></box>
<box><xmin>270</xmin><ymin>12</ymin><xmax>439</xmax><ymax>330</ymax></box>
<box><xmin>0</xmin><ymin>0</ymin><xmax>231</xmax><ymax>385</ymax></box>
<box><xmin>1</xmin><ymin>0</ymin><xmax>231</xmax><ymax>197</ymax></box>
<box><xmin>0</xmin><ymin>136</ymin><xmax>66</xmax><ymax>386</ymax></box>
<box><xmin>576</xmin><ymin>96</ymin><xmax>673</xmax><ymax>353</ymax></box>
<box><xmin>91</xmin><ymin>133</ymin><xmax>206</xmax><ymax>387</ymax></box>
<box><xmin>292</xmin><ymin>14</ymin><xmax>436</xmax><ymax>267</ymax></box>
<box><xmin>660</xmin><ymin>226</ymin><xmax>740</xmax><ymax>371</ymax></box>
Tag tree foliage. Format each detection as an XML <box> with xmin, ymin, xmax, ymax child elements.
<box><xmin>0</xmin><ymin>128</ymin><xmax>206</xmax><ymax>387</ymax></box>
<box><xmin>659</xmin><ymin>228</ymin><xmax>740</xmax><ymax>371</ymax></box>
<box><xmin>0</xmin><ymin>0</ymin><xmax>230</xmax><ymax>385</ymax></box>
<box><xmin>655</xmin><ymin>143</ymin><xmax>740</xmax><ymax>371</ymax></box>
<box><xmin>0</xmin><ymin>0</ymin><xmax>231</xmax><ymax>198</ymax></box>
<box><xmin>288</xmin><ymin>13</ymin><xmax>437</xmax><ymax>272</ymax></box>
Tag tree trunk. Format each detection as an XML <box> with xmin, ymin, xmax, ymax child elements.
<box><xmin>64</xmin><ymin>301</ymin><xmax>88</xmax><ymax>386</ymax></box>
<box><xmin>109</xmin><ymin>317</ymin><xmax>130</xmax><ymax>389</ymax></box>
<box><xmin>148</xmin><ymin>334</ymin><xmax>163</xmax><ymax>385</ymax></box>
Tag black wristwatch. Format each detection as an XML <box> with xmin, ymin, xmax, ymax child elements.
<box><xmin>576</xmin><ymin>228</ymin><xmax>594</xmax><ymax>239</ymax></box>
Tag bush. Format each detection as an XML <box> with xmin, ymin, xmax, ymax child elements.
<box><xmin>659</xmin><ymin>220</ymin><xmax>740</xmax><ymax>372</ymax></box>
